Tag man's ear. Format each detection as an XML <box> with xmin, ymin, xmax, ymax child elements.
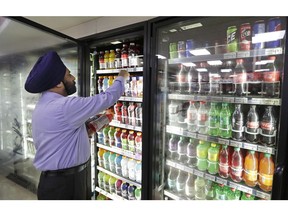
<box><xmin>56</xmin><ymin>81</ymin><xmax>63</xmax><ymax>88</ymax></box>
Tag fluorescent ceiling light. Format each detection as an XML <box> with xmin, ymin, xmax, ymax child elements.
<box><xmin>110</xmin><ymin>41</ymin><xmax>122</xmax><ymax>45</ymax></box>
<box><xmin>182</xmin><ymin>63</ymin><xmax>196</xmax><ymax>67</ymax></box>
<box><xmin>252</xmin><ymin>30</ymin><xmax>286</xmax><ymax>43</ymax></box>
<box><xmin>221</xmin><ymin>69</ymin><xmax>232</xmax><ymax>73</ymax></box>
<box><xmin>255</xmin><ymin>59</ymin><xmax>274</xmax><ymax>65</ymax></box>
<box><xmin>156</xmin><ymin>54</ymin><xmax>166</xmax><ymax>59</ymax></box>
<box><xmin>180</xmin><ymin>23</ymin><xmax>203</xmax><ymax>30</ymax></box>
<box><xmin>207</xmin><ymin>60</ymin><xmax>222</xmax><ymax>66</ymax></box>
<box><xmin>190</xmin><ymin>49</ymin><xmax>211</xmax><ymax>56</ymax></box>
<box><xmin>196</xmin><ymin>68</ymin><xmax>208</xmax><ymax>72</ymax></box>
<box><xmin>169</xmin><ymin>29</ymin><xmax>177</xmax><ymax>32</ymax></box>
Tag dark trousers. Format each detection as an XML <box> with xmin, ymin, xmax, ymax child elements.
<box><xmin>37</xmin><ymin>160</ymin><xmax>91</xmax><ymax>200</ymax></box>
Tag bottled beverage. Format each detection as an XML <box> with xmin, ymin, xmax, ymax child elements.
<box><xmin>128</xmin><ymin>102</ymin><xmax>136</xmax><ymax>126</ymax></box>
<box><xmin>137</xmin><ymin>76</ymin><xmax>143</xmax><ymax>98</ymax></box>
<box><xmin>241</xmin><ymin>193</ymin><xmax>255</xmax><ymax>200</ymax></box>
<box><xmin>176</xmin><ymin>170</ymin><xmax>187</xmax><ymax>197</ymax></box>
<box><xmin>99</xmin><ymin>51</ymin><xmax>105</xmax><ymax>70</ymax></box>
<box><xmin>135</xmin><ymin>103</ymin><xmax>142</xmax><ymax>127</ymax></box>
<box><xmin>128</xmin><ymin>158</ymin><xmax>136</xmax><ymax>181</ymax></box>
<box><xmin>121</xmin><ymin>102</ymin><xmax>129</xmax><ymax>124</ymax></box>
<box><xmin>108</xmin><ymin>49</ymin><xmax>115</xmax><ymax>69</ymax></box>
<box><xmin>209</xmin><ymin>65</ymin><xmax>221</xmax><ymax>95</ymax></box>
<box><xmin>233</xmin><ymin>59</ymin><xmax>247</xmax><ymax>96</ymax></box>
<box><xmin>262</xmin><ymin>56</ymin><xmax>280</xmax><ymax>98</ymax></box>
<box><xmin>114</xmin><ymin>154</ymin><xmax>122</xmax><ymax>175</ymax></box>
<box><xmin>231</xmin><ymin>104</ymin><xmax>244</xmax><ymax>141</ymax></box>
<box><xmin>169</xmin><ymin>42</ymin><xmax>178</xmax><ymax>59</ymax></box>
<box><xmin>178</xmin><ymin>64</ymin><xmax>188</xmax><ymax>94</ymax></box>
<box><xmin>103</xmin><ymin>173</ymin><xmax>110</xmax><ymax>192</ymax></box>
<box><xmin>167</xmin><ymin>134</ymin><xmax>178</xmax><ymax>161</ymax></box>
<box><xmin>104</xmin><ymin>50</ymin><xmax>109</xmax><ymax>69</ymax></box>
<box><xmin>260</xmin><ymin>106</ymin><xmax>277</xmax><ymax>146</ymax></box>
<box><xmin>205</xmin><ymin>180</ymin><xmax>215</xmax><ymax>200</ymax></box>
<box><xmin>186</xmin><ymin>138</ymin><xmax>197</xmax><ymax>168</ymax></box>
<box><xmin>230</xmin><ymin>147</ymin><xmax>243</xmax><ymax>182</ymax></box>
<box><xmin>108</xmin><ymin>152</ymin><xmax>116</xmax><ymax>173</ymax></box>
<box><xmin>207</xmin><ymin>143</ymin><xmax>220</xmax><ymax>174</ymax></box>
<box><xmin>97</xmin><ymin>171</ymin><xmax>104</xmax><ymax>189</ymax></box>
<box><xmin>97</xmin><ymin>76</ymin><xmax>104</xmax><ymax>93</ymax></box>
<box><xmin>226</xmin><ymin>187</ymin><xmax>241</xmax><ymax>200</ymax></box>
<box><xmin>243</xmin><ymin>150</ymin><xmax>258</xmax><ymax>187</ymax></box>
<box><xmin>208</xmin><ymin>102</ymin><xmax>219</xmax><ymax>136</ymax></box>
<box><xmin>220</xmin><ymin>60</ymin><xmax>234</xmax><ymax>95</ymax></box>
<box><xmin>108</xmin><ymin>176</ymin><xmax>117</xmax><ymax>194</ymax></box>
<box><xmin>97</xmin><ymin>148</ymin><xmax>105</xmax><ymax>167</ymax></box>
<box><xmin>102</xmin><ymin>126</ymin><xmax>110</xmax><ymax>146</ymax></box>
<box><xmin>167</xmin><ymin>166</ymin><xmax>177</xmax><ymax>192</ymax></box>
<box><xmin>121</xmin><ymin>156</ymin><xmax>129</xmax><ymax>178</ymax></box>
<box><xmin>121</xmin><ymin>43</ymin><xmax>129</xmax><ymax>68</ymax></box>
<box><xmin>108</xmin><ymin>126</ymin><xmax>116</xmax><ymax>147</ymax></box>
<box><xmin>102</xmin><ymin>76</ymin><xmax>109</xmax><ymax>92</ymax></box>
<box><xmin>177</xmin><ymin>136</ymin><xmax>188</xmax><ymax>164</ymax></box>
<box><xmin>219</xmin><ymin>103</ymin><xmax>231</xmax><ymax>138</ymax></box>
<box><xmin>88</xmin><ymin>114</ymin><xmax>113</xmax><ymax>132</ymax></box>
<box><xmin>120</xmin><ymin>129</ymin><xmax>128</xmax><ymax>150</ymax></box>
<box><xmin>135</xmin><ymin>132</ymin><xmax>142</xmax><ymax>156</ymax></box>
<box><xmin>97</xmin><ymin>130</ymin><xmax>104</xmax><ymax>144</ymax></box>
<box><xmin>96</xmin><ymin>194</ymin><xmax>106</xmax><ymax>200</ymax></box>
<box><xmin>108</xmin><ymin>76</ymin><xmax>114</xmax><ymax>87</ymax></box>
<box><xmin>194</xmin><ymin>176</ymin><xmax>206</xmax><ymax>200</ymax></box>
<box><xmin>214</xmin><ymin>184</ymin><xmax>227</xmax><ymax>200</ymax></box>
<box><xmin>168</xmin><ymin>100</ymin><xmax>180</xmax><ymax>126</ymax></box>
<box><xmin>121</xmin><ymin>182</ymin><xmax>129</xmax><ymax>199</ymax></box>
<box><xmin>135</xmin><ymin>43</ymin><xmax>143</xmax><ymax>67</ymax></box>
<box><xmin>248</xmin><ymin>60</ymin><xmax>262</xmax><ymax>96</ymax></box>
<box><xmin>128</xmin><ymin>184</ymin><xmax>137</xmax><ymax>200</ymax></box>
<box><xmin>115</xmin><ymin>179</ymin><xmax>123</xmax><ymax>196</ymax></box>
<box><xmin>245</xmin><ymin>105</ymin><xmax>260</xmax><ymax>143</ymax></box>
<box><xmin>196</xmin><ymin>140</ymin><xmax>209</xmax><ymax>171</ymax></box>
<box><xmin>185</xmin><ymin>173</ymin><xmax>195</xmax><ymax>200</ymax></box>
<box><xmin>186</xmin><ymin>101</ymin><xmax>198</xmax><ymax>132</ymax></box>
<box><xmin>178</xmin><ymin>102</ymin><xmax>188</xmax><ymax>129</ymax></box>
<box><xmin>125</xmin><ymin>76</ymin><xmax>131</xmax><ymax>97</ymax></box>
<box><xmin>131</xmin><ymin>76</ymin><xmax>138</xmax><ymax>97</ymax></box>
<box><xmin>114</xmin><ymin>128</ymin><xmax>122</xmax><ymax>148</ymax></box>
<box><xmin>128</xmin><ymin>42</ymin><xmax>136</xmax><ymax>68</ymax></box>
<box><xmin>128</xmin><ymin>130</ymin><xmax>136</xmax><ymax>153</ymax></box>
<box><xmin>197</xmin><ymin>101</ymin><xmax>208</xmax><ymax>134</ymax></box>
<box><xmin>187</xmin><ymin>66</ymin><xmax>199</xmax><ymax>94</ymax></box>
<box><xmin>114</xmin><ymin>48</ymin><xmax>122</xmax><ymax>69</ymax></box>
<box><xmin>135</xmin><ymin>187</ymin><xmax>141</xmax><ymax>200</ymax></box>
<box><xmin>258</xmin><ymin>153</ymin><xmax>274</xmax><ymax>192</ymax></box>
<box><xmin>135</xmin><ymin>161</ymin><xmax>142</xmax><ymax>183</ymax></box>
<box><xmin>219</xmin><ymin>145</ymin><xmax>230</xmax><ymax>178</ymax></box>
<box><xmin>198</xmin><ymin>62</ymin><xmax>210</xmax><ymax>95</ymax></box>
<box><xmin>103</xmin><ymin>151</ymin><xmax>111</xmax><ymax>170</ymax></box>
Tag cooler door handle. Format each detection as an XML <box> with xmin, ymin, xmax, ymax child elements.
<box><xmin>271</xmin><ymin>164</ymin><xmax>285</xmax><ymax>200</ymax></box>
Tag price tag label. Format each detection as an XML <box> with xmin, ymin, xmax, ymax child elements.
<box><xmin>228</xmin><ymin>182</ymin><xmax>238</xmax><ymax>189</ymax></box>
<box><xmin>196</xmin><ymin>96</ymin><xmax>207</xmax><ymax>101</ymax></box>
<box><xmin>230</xmin><ymin>140</ymin><xmax>242</xmax><ymax>148</ymax></box>
<box><xmin>224</xmin><ymin>52</ymin><xmax>237</xmax><ymax>59</ymax></box>
<box><xmin>248</xmin><ymin>98</ymin><xmax>262</xmax><ymax>104</ymax></box>
<box><xmin>194</xmin><ymin>170</ymin><xmax>204</xmax><ymax>177</ymax></box>
<box><xmin>234</xmin><ymin>97</ymin><xmax>248</xmax><ymax>104</ymax></box>
<box><xmin>264</xmin><ymin>99</ymin><xmax>281</xmax><ymax>106</ymax></box>
<box><xmin>222</xmin><ymin>97</ymin><xmax>234</xmax><ymax>103</ymax></box>
<box><xmin>256</xmin><ymin>191</ymin><xmax>271</xmax><ymax>200</ymax></box>
<box><xmin>205</xmin><ymin>174</ymin><xmax>215</xmax><ymax>181</ymax></box>
<box><xmin>238</xmin><ymin>185</ymin><xmax>253</xmax><ymax>194</ymax></box>
<box><xmin>257</xmin><ymin>146</ymin><xmax>274</xmax><ymax>154</ymax></box>
<box><xmin>207</xmin><ymin>136</ymin><xmax>218</xmax><ymax>142</ymax></box>
<box><xmin>218</xmin><ymin>138</ymin><xmax>229</xmax><ymax>145</ymax></box>
<box><xmin>237</xmin><ymin>51</ymin><xmax>250</xmax><ymax>58</ymax></box>
<box><xmin>243</xmin><ymin>142</ymin><xmax>258</xmax><ymax>151</ymax></box>
<box><xmin>213</xmin><ymin>96</ymin><xmax>223</xmax><ymax>102</ymax></box>
<box><xmin>265</xmin><ymin>47</ymin><xmax>283</xmax><ymax>55</ymax></box>
<box><xmin>197</xmin><ymin>134</ymin><xmax>208</xmax><ymax>141</ymax></box>
<box><xmin>187</xmin><ymin>131</ymin><xmax>197</xmax><ymax>139</ymax></box>
<box><xmin>215</xmin><ymin>177</ymin><xmax>227</xmax><ymax>185</ymax></box>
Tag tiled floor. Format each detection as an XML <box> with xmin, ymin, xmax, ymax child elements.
<box><xmin>0</xmin><ymin>175</ymin><xmax>37</xmax><ymax>200</ymax></box>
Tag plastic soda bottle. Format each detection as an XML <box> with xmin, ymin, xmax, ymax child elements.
<box><xmin>230</xmin><ymin>147</ymin><xmax>244</xmax><ymax>182</ymax></box>
<box><xmin>207</xmin><ymin>143</ymin><xmax>220</xmax><ymax>174</ymax></box>
<box><xmin>114</xmin><ymin>101</ymin><xmax>123</xmax><ymax>122</ymax></box>
<box><xmin>128</xmin><ymin>130</ymin><xmax>136</xmax><ymax>153</ymax></box>
<box><xmin>245</xmin><ymin>105</ymin><xmax>260</xmax><ymax>143</ymax></box>
<box><xmin>121</xmin><ymin>182</ymin><xmax>129</xmax><ymax>199</ymax></box>
<box><xmin>260</xmin><ymin>106</ymin><xmax>277</xmax><ymax>146</ymax></box>
<box><xmin>102</xmin><ymin>76</ymin><xmax>109</xmax><ymax>92</ymax></box>
<box><xmin>196</xmin><ymin>140</ymin><xmax>209</xmax><ymax>171</ymax></box>
<box><xmin>115</xmin><ymin>179</ymin><xmax>123</xmax><ymax>196</ymax></box>
<box><xmin>135</xmin><ymin>161</ymin><xmax>142</xmax><ymax>183</ymax></box>
<box><xmin>108</xmin><ymin>75</ymin><xmax>114</xmax><ymax>87</ymax></box>
<box><xmin>120</xmin><ymin>129</ymin><xmax>128</xmax><ymax>150</ymax></box>
<box><xmin>186</xmin><ymin>101</ymin><xmax>198</xmax><ymax>132</ymax></box>
<box><xmin>135</xmin><ymin>187</ymin><xmax>141</xmax><ymax>200</ymax></box>
<box><xmin>167</xmin><ymin>166</ymin><xmax>177</xmax><ymax>192</ymax></box>
<box><xmin>194</xmin><ymin>176</ymin><xmax>206</xmax><ymax>200</ymax></box>
<box><xmin>185</xmin><ymin>173</ymin><xmax>195</xmax><ymax>200</ymax></box>
<box><xmin>102</xmin><ymin>126</ymin><xmax>110</xmax><ymax>146</ymax></box>
<box><xmin>108</xmin><ymin>176</ymin><xmax>117</xmax><ymax>194</ymax></box>
<box><xmin>108</xmin><ymin>126</ymin><xmax>116</xmax><ymax>147</ymax></box>
<box><xmin>226</xmin><ymin>187</ymin><xmax>241</xmax><ymax>200</ymax></box>
<box><xmin>214</xmin><ymin>184</ymin><xmax>227</xmax><ymax>200</ymax></box>
<box><xmin>96</xmin><ymin>194</ymin><xmax>106</xmax><ymax>200</ymax></box>
<box><xmin>241</xmin><ymin>193</ymin><xmax>255</xmax><ymax>200</ymax></box>
<box><xmin>231</xmin><ymin>104</ymin><xmax>244</xmax><ymax>141</ymax></box>
<box><xmin>177</xmin><ymin>136</ymin><xmax>188</xmax><ymax>164</ymax></box>
<box><xmin>258</xmin><ymin>153</ymin><xmax>274</xmax><ymax>192</ymax></box>
<box><xmin>208</xmin><ymin>102</ymin><xmax>219</xmax><ymax>136</ymax></box>
<box><xmin>243</xmin><ymin>150</ymin><xmax>258</xmax><ymax>187</ymax></box>
<box><xmin>197</xmin><ymin>101</ymin><xmax>208</xmax><ymax>134</ymax></box>
<box><xmin>186</xmin><ymin>138</ymin><xmax>197</xmax><ymax>168</ymax></box>
<box><xmin>108</xmin><ymin>152</ymin><xmax>116</xmax><ymax>173</ymax></box>
<box><xmin>97</xmin><ymin>130</ymin><xmax>104</xmax><ymax>144</ymax></box>
<box><xmin>104</xmin><ymin>50</ymin><xmax>109</xmax><ymax>69</ymax></box>
<box><xmin>121</xmin><ymin>102</ymin><xmax>129</xmax><ymax>124</ymax></box>
<box><xmin>233</xmin><ymin>58</ymin><xmax>248</xmax><ymax>96</ymax></box>
<box><xmin>219</xmin><ymin>103</ymin><xmax>231</xmax><ymax>138</ymax></box>
<box><xmin>114</xmin><ymin>154</ymin><xmax>122</xmax><ymax>175</ymax></box>
<box><xmin>219</xmin><ymin>145</ymin><xmax>230</xmax><ymax>178</ymax></box>
<box><xmin>114</xmin><ymin>128</ymin><xmax>122</xmax><ymax>148</ymax></box>
<box><xmin>103</xmin><ymin>173</ymin><xmax>110</xmax><ymax>192</ymax></box>
<box><xmin>176</xmin><ymin>170</ymin><xmax>187</xmax><ymax>197</ymax></box>
<box><xmin>97</xmin><ymin>171</ymin><xmax>104</xmax><ymax>189</ymax></box>
<box><xmin>88</xmin><ymin>114</ymin><xmax>113</xmax><ymax>133</ymax></box>
<box><xmin>103</xmin><ymin>151</ymin><xmax>111</xmax><ymax>170</ymax></box>
<box><xmin>135</xmin><ymin>132</ymin><xmax>142</xmax><ymax>156</ymax></box>
<box><xmin>121</xmin><ymin>156</ymin><xmax>129</xmax><ymax>178</ymax></box>
<box><xmin>108</xmin><ymin>49</ymin><xmax>115</xmax><ymax>69</ymax></box>
<box><xmin>205</xmin><ymin>179</ymin><xmax>215</xmax><ymax>200</ymax></box>
<box><xmin>97</xmin><ymin>148</ymin><xmax>105</xmax><ymax>167</ymax></box>
<box><xmin>128</xmin><ymin>184</ymin><xmax>137</xmax><ymax>200</ymax></box>
<box><xmin>128</xmin><ymin>158</ymin><xmax>136</xmax><ymax>181</ymax></box>
<box><xmin>167</xmin><ymin>134</ymin><xmax>178</xmax><ymax>161</ymax></box>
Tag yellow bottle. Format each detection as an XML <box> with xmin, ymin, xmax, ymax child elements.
<box><xmin>109</xmin><ymin>49</ymin><xmax>115</xmax><ymax>69</ymax></box>
<box><xmin>108</xmin><ymin>76</ymin><xmax>114</xmax><ymax>87</ymax></box>
<box><xmin>104</xmin><ymin>50</ymin><xmax>109</xmax><ymax>69</ymax></box>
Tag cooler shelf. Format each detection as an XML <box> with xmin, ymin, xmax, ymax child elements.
<box><xmin>95</xmin><ymin>186</ymin><xmax>127</xmax><ymax>200</ymax></box>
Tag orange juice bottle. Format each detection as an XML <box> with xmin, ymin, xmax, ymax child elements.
<box><xmin>258</xmin><ymin>153</ymin><xmax>274</xmax><ymax>192</ymax></box>
<box><xmin>243</xmin><ymin>150</ymin><xmax>258</xmax><ymax>187</ymax></box>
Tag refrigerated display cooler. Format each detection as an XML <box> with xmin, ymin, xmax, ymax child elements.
<box><xmin>148</xmin><ymin>17</ymin><xmax>288</xmax><ymax>200</ymax></box>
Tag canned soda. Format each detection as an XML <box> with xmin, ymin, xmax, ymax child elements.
<box><xmin>169</xmin><ymin>42</ymin><xmax>177</xmax><ymax>59</ymax></box>
<box><xmin>266</xmin><ymin>17</ymin><xmax>282</xmax><ymax>48</ymax></box>
<box><xmin>178</xmin><ymin>41</ymin><xmax>186</xmax><ymax>58</ymax></box>
<box><xmin>227</xmin><ymin>26</ymin><xmax>238</xmax><ymax>52</ymax></box>
<box><xmin>240</xmin><ymin>23</ymin><xmax>251</xmax><ymax>51</ymax></box>
<box><xmin>186</xmin><ymin>39</ymin><xmax>195</xmax><ymax>57</ymax></box>
<box><xmin>252</xmin><ymin>20</ymin><xmax>265</xmax><ymax>49</ymax></box>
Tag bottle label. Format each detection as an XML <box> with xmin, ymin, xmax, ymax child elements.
<box><xmin>258</xmin><ymin>173</ymin><xmax>273</xmax><ymax>186</ymax></box>
<box><xmin>260</xmin><ymin>122</ymin><xmax>275</xmax><ymax>131</ymax></box>
<box><xmin>231</xmin><ymin>166</ymin><xmax>243</xmax><ymax>177</ymax></box>
<box><xmin>219</xmin><ymin>163</ymin><xmax>229</xmax><ymax>173</ymax></box>
<box><xmin>247</xmin><ymin>121</ymin><xmax>259</xmax><ymax>129</ymax></box>
<box><xmin>208</xmin><ymin>154</ymin><xmax>218</xmax><ymax>162</ymax></box>
<box><xmin>263</xmin><ymin>71</ymin><xmax>280</xmax><ymax>82</ymax></box>
<box><xmin>244</xmin><ymin>169</ymin><xmax>258</xmax><ymax>181</ymax></box>
<box><xmin>198</xmin><ymin>113</ymin><xmax>208</xmax><ymax>122</ymax></box>
<box><xmin>234</xmin><ymin>73</ymin><xmax>247</xmax><ymax>84</ymax></box>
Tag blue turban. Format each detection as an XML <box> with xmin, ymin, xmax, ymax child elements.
<box><xmin>25</xmin><ymin>51</ymin><xmax>66</xmax><ymax>93</ymax></box>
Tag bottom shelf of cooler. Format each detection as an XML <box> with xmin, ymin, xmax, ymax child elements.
<box><xmin>95</xmin><ymin>187</ymin><xmax>127</xmax><ymax>200</ymax></box>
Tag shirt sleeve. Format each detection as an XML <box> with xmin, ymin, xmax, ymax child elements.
<box><xmin>62</xmin><ymin>76</ymin><xmax>125</xmax><ymax>128</ymax></box>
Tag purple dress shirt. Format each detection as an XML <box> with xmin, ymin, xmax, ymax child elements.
<box><xmin>32</xmin><ymin>76</ymin><xmax>125</xmax><ymax>171</ymax></box>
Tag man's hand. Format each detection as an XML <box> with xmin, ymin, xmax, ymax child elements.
<box><xmin>118</xmin><ymin>70</ymin><xmax>130</xmax><ymax>80</ymax></box>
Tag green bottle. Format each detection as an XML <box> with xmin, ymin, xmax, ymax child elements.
<box><xmin>108</xmin><ymin>126</ymin><xmax>116</xmax><ymax>147</ymax></box>
<box><xmin>214</xmin><ymin>184</ymin><xmax>227</xmax><ymax>200</ymax></box>
<box><xmin>241</xmin><ymin>192</ymin><xmax>255</xmax><ymax>200</ymax></box>
<box><xmin>135</xmin><ymin>187</ymin><xmax>141</xmax><ymax>200</ymax></box>
<box><xmin>208</xmin><ymin>102</ymin><xmax>219</xmax><ymax>136</ymax></box>
<box><xmin>196</xmin><ymin>140</ymin><xmax>208</xmax><ymax>171</ymax></box>
<box><xmin>207</xmin><ymin>143</ymin><xmax>220</xmax><ymax>174</ymax></box>
<box><xmin>97</xmin><ymin>171</ymin><xmax>104</xmax><ymax>189</ymax></box>
<box><xmin>103</xmin><ymin>126</ymin><xmax>110</xmax><ymax>146</ymax></box>
<box><xmin>226</xmin><ymin>187</ymin><xmax>241</xmax><ymax>200</ymax></box>
<box><xmin>219</xmin><ymin>103</ymin><xmax>231</xmax><ymax>138</ymax></box>
<box><xmin>205</xmin><ymin>180</ymin><xmax>215</xmax><ymax>200</ymax></box>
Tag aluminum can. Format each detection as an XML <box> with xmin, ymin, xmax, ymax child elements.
<box><xmin>169</xmin><ymin>42</ymin><xmax>177</xmax><ymax>59</ymax></box>
<box><xmin>240</xmin><ymin>23</ymin><xmax>251</xmax><ymax>51</ymax></box>
<box><xmin>186</xmin><ymin>39</ymin><xmax>195</xmax><ymax>57</ymax></box>
<box><xmin>178</xmin><ymin>40</ymin><xmax>186</xmax><ymax>58</ymax></box>
<box><xmin>252</xmin><ymin>20</ymin><xmax>265</xmax><ymax>49</ymax></box>
<box><xmin>266</xmin><ymin>17</ymin><xmax>282</xmax><ymax>48</ymax></box>
<box><xmin>227</xmin><ymin>26</ymin><xmax>238</xmax><ymax>52</ymax></box>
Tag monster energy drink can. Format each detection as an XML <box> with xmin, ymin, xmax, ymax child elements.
<box><xmin>227</xmin><ymin>26</ymin><xmax>238</xmax><ymax>52</ymax></box>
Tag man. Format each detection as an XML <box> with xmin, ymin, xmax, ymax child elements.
<box><xmin>24</xmin><ymin>51</ymin><xmax>129</xmax><ymax>200</ymax></box>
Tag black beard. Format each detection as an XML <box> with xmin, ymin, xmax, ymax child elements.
<box><xmin>63</xmin><ymin>81</ymin><xmax>77</xmax><ymax>95</ymax></box>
